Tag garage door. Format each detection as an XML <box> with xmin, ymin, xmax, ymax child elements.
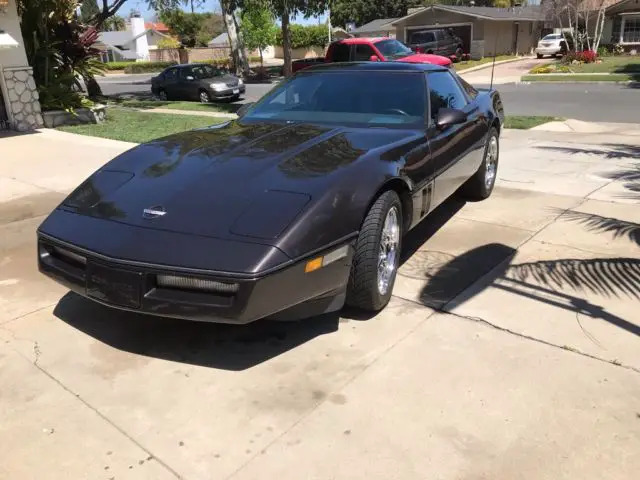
<box><xmin>407</xmin><ymin>25</ymin><xmax>472</xmax><ymax>55</ymax></box>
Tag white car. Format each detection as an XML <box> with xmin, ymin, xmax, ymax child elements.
<box><xmin>535</xmin><ymin>34</ymin><xmax>567</xmax><ymax>58</ymax></box>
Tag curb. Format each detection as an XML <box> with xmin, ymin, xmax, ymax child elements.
<box><xmin>457</xmin><ymin>56</ymin><xmax>535</xmax><ymax>75</ymax></box>
<box><xmin>520</xmin><ymin>80</ymin><xmax>634</xmax><ymax>85</ymax></box>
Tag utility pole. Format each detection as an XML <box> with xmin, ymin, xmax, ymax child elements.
<box><xmin>327</xmin><ymin>4</ymin><xmax>332</xmax><ymax>43</ymax></box>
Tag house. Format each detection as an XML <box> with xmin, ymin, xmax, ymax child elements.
<box><xmin>391</xmin><ymin>5</ymin><xmax>545</xmax><ymax>59</ymax></box>
<box><xmin>0</xmin><ymin>0</ymin><xmax>43</xmax><ymax>131</ymax></box>
<box><xmin>350</xmin><ymin>18</ymin><xmax>398</xmax><ymax>38</ymax></box>
<box><xmin>603</xmin><ymin>0</ymin><xmax>640</xmax><ymax>50</ymax></box>
<box><xmin>96</xmin><ymin>14</ymin><xmax>173</xmax><ymax>62</ymax></box>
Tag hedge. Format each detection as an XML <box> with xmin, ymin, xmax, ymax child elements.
<box><xmin>103</xmin><ymin>61</ymin><xmax>136</xmax><ymax>71</ymax></box>
<box><xmin>124</xmin><ymin>61</ymin><xmax>178</xmax><ymax>73</ymax></box>
<box><xmin>275</xmin><ymin>24</ymin><xmax>329</xmax><ymax>49</ymax></box>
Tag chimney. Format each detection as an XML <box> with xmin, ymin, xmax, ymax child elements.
<box><xmin>129</xmin><ymin>15</ymin><xmax>149</xmax><ymax>61</ymax></box>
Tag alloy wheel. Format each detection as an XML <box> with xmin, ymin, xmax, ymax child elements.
<box><xmin>485</xmin><ymin>135</ymin><xmax>498</xmax><ymax>190</ymax></box>
<box><xmin>377</xmin><ymin>206</ymin><xmax>400</xmax><ymax>296</ymax></box>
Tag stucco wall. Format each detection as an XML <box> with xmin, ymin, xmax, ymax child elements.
<box><xmin>0</xmin><ymin>0</ymin><xmax>29</xmax><ymax>66</ymax></box>
<box><xmin>273</xmin><ymin>45</ymin><xmax>326</xmax><ymax>59</ymax></box>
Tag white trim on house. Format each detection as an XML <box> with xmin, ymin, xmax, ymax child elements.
<box><xmin>0</xmin><ymin>63</ymin><xmax>14</xmax><ymax>127</ymax></box>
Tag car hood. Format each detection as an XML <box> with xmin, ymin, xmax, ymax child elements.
<box><xmin>397</xmin><ymin>53</ymin><xmax>452</xmax><ymax>66</ymax></box>
<box><xmin>58</xmin><ymin>121</ymin><xmax>419</xmax><ymax>247</ymax></box>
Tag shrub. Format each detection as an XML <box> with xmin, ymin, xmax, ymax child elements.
<box><xmin>275</xmin><ymin>23</ymin><xmax>329</xmax><ymax>48</ymax></box>
<box><xmin>530</xmin><ymin>65</ymin><xmax>554</xmax><ymax>74</ymax></box>
<box><xmin>579</xmin><ymin>49</ymin><xmax>597</xmax><ymax>63</ymax></box>
<box><xmin>103</xmin><ymin>61</ymin><xmax>136</xmax><ymax>71</ymax></box>
<box><xmin>124</xmin><ymin>61</ymin><xmax>178</xmax><ymax>73</ymax></box>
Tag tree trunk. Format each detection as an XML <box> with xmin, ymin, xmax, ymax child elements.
<box><xmin>281</xmin><ymin>10</ymin><xmax>292</xmax><ymax>78</ymax></box>
<box><xmin>85</xmin><ymin>75</ymin><xmax>103</xmax><ymax>98</ymax></box>
<box><xmin>221</xmin><ymin>2</ymin><xmax>250</xmax><ymax>77</ymax></box>
<box><xmin>260</xmin><ymin>49</ymin><xmax>264</xmax><ymax>68</ymax></box>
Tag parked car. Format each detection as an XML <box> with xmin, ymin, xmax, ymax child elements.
<box><xmin>150</xmin><ymin>63</ymin><xmax>245</xmax><ymax>102</ymax></box>
<box><xmin>290</xmin><ymin>37</ymin><xmax>452</xmax><ymax>74</ymax></box>
<box><xmin>535</xmin><ymin>33</ymin><xmax>568</xmax><ymax>58</ymax></box>
<box><xmin>37</xmin><ymin>62</ymin><xmax>503</xmax><ymax>325</ymax></box>
<box><xmin>406</xmin><ymin>27</ymin><xmax>465</xmax><ymax>59</ymax></box>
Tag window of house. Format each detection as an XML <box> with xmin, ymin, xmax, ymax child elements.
<box><xmin>426</xmin><ymin>71</ymin><xmax>468</xmax><ymax>122</ymax></box>
<box><xmin>622</xmin><ymin>16</ymin><xmax>640</xmax><ymax>43</ymax></box>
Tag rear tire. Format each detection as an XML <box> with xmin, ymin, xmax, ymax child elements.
<box><xmin>455</xmin><ymin>47</ymin><xmax>464</xmax><ymax>60</ymax></box>
<box><xmin>158</xmin><ymin>89</ymin><xmax>168</xmax><ymax>101</ymax></box>
<box><xmin>346</xmin><ymin>191</ymin><xmax>402</xmax><ymax>312</ymax></box>
<box><xmin>459</xmin><ymin>127</ymin><xmax>499</xmax><ymax>201</ymax></box>
<box><xmin>536</xmin><ymin>53</ymin><xmax>543</xmax><ymax>59</ymax></box>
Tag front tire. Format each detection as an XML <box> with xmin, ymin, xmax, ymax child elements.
<box><xmin>199</xmin><ymin>89</ymin><xmax>211</xmax><ymax>103</ymax></box>
<box><xmin>346</xmin><ymin>191</ymin><xmax>402</xmax><ymax>312</ymax></box>
<box><xmin>460</xmin><ymin>127</ymin><xmax>499</xmax><ymax>201</ymax></box>
<box><xmin>536</xmin><ymin>53</ymin><xmax>543</xmax><ymax>59</ymax></box>
<box><xmin>158</xmin><ymin>89</ymin><xmax>168</xmax><ymax>101</ymax></box>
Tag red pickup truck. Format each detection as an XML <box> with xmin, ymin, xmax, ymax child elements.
<box><xmin>291</xmin><ymin>37</ymin><xmax>453</xmax><ymax>73</ymax></box>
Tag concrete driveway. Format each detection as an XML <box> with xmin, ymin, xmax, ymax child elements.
<box><xmin>1</xmin><ymin>127</ymin><xmax>639</xmax><ymax>479</ymax></box>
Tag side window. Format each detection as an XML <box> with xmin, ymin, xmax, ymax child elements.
<box><xmin>179</xmin><ymin>67</ymin><xmax>192</xmax><ymax>79</ymax></box>
<box><xmin>354</xmin><ymin>44</ymin><xmax>375</xmax><ymax>61</ymax></box>
<box><xmin>331</xmin><ymin>43</ymin><xmax>350</xmax><ymax>62</ymax></box>
<box><xmin>435</xmin><ymin>30</ymin><xmax>445</xmax><ymax>41</ymax></box>
<box><xmin>164</xmin><ymin>68</ymin><xmax>178</xmax><ymax>81</ymax></box>
<box><xmin>456</xmin><ymin>75</ymin><xmax>479</xmax><ymax>101</ymax></box>
<box><xmin>426</xmin><ymin>71</ymin><xmax>468</xmax><ymax>122</ymax></box>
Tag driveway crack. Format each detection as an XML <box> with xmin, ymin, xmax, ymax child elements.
<box><xmin>441</xmin><ymin>309</ymin><xmax>640</xmax><ymax>374</ymax></box>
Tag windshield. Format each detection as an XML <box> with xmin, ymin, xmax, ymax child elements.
<box><xmin>184</xmin><ymin>64</ymin><xmax>221</xmax><ymax>79</ymax></box>
<box><xmin>373</xmin><ymin>39</ymin><xmax>414</xmax><ymax>59</ymax></box>
<box><xmin>542</xmin><ymin>34</ymin><xmax>562</xmax><ymax>41</ymax></box>
<box><xmin>243</xmin><ymin>71</ymin><xmax>426</xmax><ymax>127</ymax></box>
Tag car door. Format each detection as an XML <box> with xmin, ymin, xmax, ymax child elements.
<box><xmin>425</xmin><ymin>70</ymin><xmax>485</xmax><ymax>209</ymax></box>
<box><xmin>435</xmin><ymin>30</ymin><xmax>449</xmax><ymax>55</ymax></box>
<box><xmin>176</xmin><ymin>66</ymin><xmax>197</xmax><ymax>100</ymax></box>
<box><xmin>162</xmin><ymin>67</ymin><xmax>180</xmax><ymax>99</ymax></box>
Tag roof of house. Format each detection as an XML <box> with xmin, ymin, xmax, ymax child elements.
<box><xmin>145</xmin><ymin>21</ymin><xmax>169</xmax><ymax>32</ymax></box>
<box><xmin>351</xmin><ymin>18</ymin><xmax>397</xmax><ymax>34</ymax></box>
<box><xmin>98</xmin><ymin>31</ymin><xmax>133</xmax><ymax>46</ymax></box>
<box><xmin>208</xmin><ymin>32</ymin><xmax>229</xmax><ymax>46</ymax></box>
<box><xmin>393</xmin><ymin>5</ymin><xmax>544</xmax><ymax>25</ymax></box>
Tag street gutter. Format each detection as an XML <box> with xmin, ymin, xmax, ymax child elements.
<box><xmin>457</xmin><ymin>56</ymin><xmax>534</xmax><ymax>75</ymax></box>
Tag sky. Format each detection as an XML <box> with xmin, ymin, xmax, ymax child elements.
<box><xmin>126</xmin><ymin>0</ymin><xmax>328</xmax><ymax>25</ymax></box>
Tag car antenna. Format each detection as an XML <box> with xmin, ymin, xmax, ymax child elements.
<box><xmin>490</xmin><ymin>29</ymin><xmax>499</xmax><ymax>90</ymax></box>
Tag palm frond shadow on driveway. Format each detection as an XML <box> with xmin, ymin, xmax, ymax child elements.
<box><xmin>552</xmin><ymin>209</ymin><xmax>640</xmax><ymax>246</ymax></box>
<box><xmin>420</xmin><ymin>244</ymin><xmax>640</xmax><ymax>338</ymax></box>
<box><xmin>535</xmin><ymin>144</ymin><xmax>640</xmax><ymax>160</ymax></box>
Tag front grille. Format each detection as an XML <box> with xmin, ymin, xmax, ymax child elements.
<box><xmin>226</xmin><ymin>81</ymin><xmax>239</xmax><ymax>88</ymax></box>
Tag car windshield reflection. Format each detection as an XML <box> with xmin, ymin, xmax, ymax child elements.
<box><xmin>244</xmin><ymin>70</ymin><xmax>426</xmax><ymax>127</ymax></box>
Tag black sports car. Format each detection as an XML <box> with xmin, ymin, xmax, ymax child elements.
<box><xmin>38</xmin><ymin>62</ymin><xmax>504</xmax><ymax>324</ymax></box>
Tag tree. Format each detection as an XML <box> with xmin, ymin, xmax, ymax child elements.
<box><xmin>329</xmin><ymin>0</ymin><xmax>422</xmax><ymax>30</ymax></box>
<box><xmin>263</xmin><ymin>0</ymin><xmax>328</xmax><ymax>77</ymax></box>
<box><xmin>159</xmin><ymin>10</ymin><xmax>204</xmax><ymax>46</ymax></box>
<box><xmin>240</xmin><ymin>2</ymin><xmax>276</xmax><ymax>66</ymax></box>
<box><xmin>220</xmin><ymin>0</ymin><xmax>251</xmax><ymax>76</ymax></box>
<box><xmin>103</xmin><ymin>15</ymin><xmax>126</xmax><ymax>31</ymax></box>
<box><xmin>80</xmin><ymin>0</ymin><xmax>100</xmax><ymax>23</ymax></box>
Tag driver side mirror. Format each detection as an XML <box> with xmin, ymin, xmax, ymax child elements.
<box><xmin>369</xmin><ymin>55</ymin><xmax>381</xmax><ymax>62</ymax></box>
<box><xmin>435</xmin><ymin>107</ymin><xmax>467</xmax><ymax>129</ymax></box>
<box><xmin>236</xmin><ymin>102</ymin><xmax>254</xmax><ymax>118</ymax></box>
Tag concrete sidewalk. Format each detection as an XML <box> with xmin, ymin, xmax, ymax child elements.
<box><xmin>1</xmin><ymin>127</ymin><xmax>639</xmax><ymax>479</ymax></box>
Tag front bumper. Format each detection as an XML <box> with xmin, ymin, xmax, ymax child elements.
<box><xmin>38</xmin><ymin>233</ymin><xmax>353</xmax><ymax>324</ymax></box>
<box><xmin>535</xmin><ymin>46</ymin><xmax>562</xmax><ymax>55</ymax></box>
<box><xmin>209</xmin><ymin>84</ymin><xmax>246</xmax><ymax>99</ymax></box>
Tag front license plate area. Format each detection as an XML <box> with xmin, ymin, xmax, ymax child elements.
<box><xmin>87</xmin><ymin>263</ymin><xmax>142</xmax><ymax>308</ymax></box>
<box><xmin>233</xmin><ymin>88</ymin><xmax>240</xmax><ymax>94</ymax></box>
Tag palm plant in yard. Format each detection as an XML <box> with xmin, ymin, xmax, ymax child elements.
<box><xmin>17</xmin><ymin>0</ymin><xmax>106</xmax><ymax>111</ymax></box>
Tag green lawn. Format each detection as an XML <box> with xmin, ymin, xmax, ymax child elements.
<box><xmin>504</xmin><ymin>116</ymin><xmax>563</xmax><ymax>129</ymax></box>
<box><xmin>521</xmin><ymin>73</ymin><xmax>635</xmax><ymax>82</ymax></box>
<box><xmin>58</xmin><ymin>108</ymin><xmax>228</xmax><ymax>143</ymax></box>
<box><xmin>454</xmin><ymin>55</ymin><xmax>518</xmax><ymax>71</ymax></box>
<box><xmin>114</xmin><ymin>99</ymin><xmax>242</xmax><ymax>114</ymax></box>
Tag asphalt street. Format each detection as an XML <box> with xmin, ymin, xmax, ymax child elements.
<box><xmin>97</xmin><ymin>74</ymin><xmax>640</xmax><ymax>123</ymax></box>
